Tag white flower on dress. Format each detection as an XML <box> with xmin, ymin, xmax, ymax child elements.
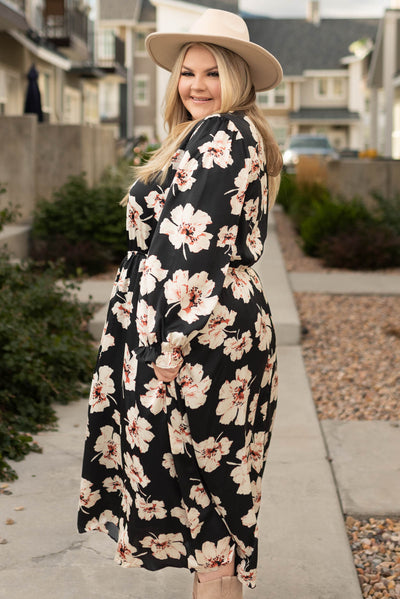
<box><xmin>237</xmin><ymin>564</ymin><xmax>256</xmax><ymax>587</ymax></box>
<box><xmin>191</xmin><ymin>536</ymin><xmax>234</xmax><ymax>571</ymax></box>
<box><xmin>223</xmin><ymin>331</ymin><xmax>252</xmax><ymax>361</ymax></box>
<box><xmin>249</xmin><ymin>432</ymin><xmax>265</xmax><ymax>473</ymax></box>
<box><xmin>140</xmin><ymin>532</ymin><xmax>187</xmax><ymax>560</ymax></box>
<box><xmin>229</xmin><ymin>446</ymin><xmax>251</xmax><ymax>495</ymax></box>
<box><xmin>171</xmin><ymin>502</ymin><xmax>203</xmax><ymax>538</ymax></box>
<box><xmin>168</xmin><ymin>408</ymin><xmax>192</xmax><ymax>455</ymax></box>
<box><xmin>193</xmin><ymin>436</ymin><xmax>232</xmax><ymax>472</ymax></box>
<box><xmin>121</xmin><ymin>484</ymin><xmax>133</xmax><ymax>519</ymax></box>
<box><xmin>251</xmin><ymin>476</ymin><xmax>263</xmax><ymax>513</ymax></box>
<box><xmin>79</xmin><ymin>478</ymin><xmax>101</xmax><ymax>510</ymax></box>
<box><xmin>116</xmin><ymin>522</ymin><xmax>144</xmax><ymax>567</ymax></box>
<box><xmin>85</xmin><ymin>509</ymin><xmax>118</xmax><ymax>534</ymax></box>
<box><xmin>217</xmin><ymin>366</ymin><xmax>252</xmax><ymax>426</ymax></box>
<box><xmin>100</xmin><ymin>331</ymin><xmax>115</xmax><ymax>355</ymax></box>
<box><xmin>111</xmin><ymin>267</ymin><xmax>130</xmax><ymax>299</ymax></box>
<box><xmin>122</xmin><ymin>345</ymin><xmax>138</xmax><ymax>392</ymax></box>
<box><xmin>247</xmin><ymin>224</ymin><xmax>263</xmax><ymax>259</ymax></box>
<box><xmin>139</xmin><ymin>255</ymin><xmax>168</xmax><ymax>295</ymax></box>
<box><xmin>227</xmin><ymin>119</ymin><xmax>243</xmax><ymax>139</ymax></box>
<box><xmin>199</xmin><ymin>131</ymin><xmax>233</xmax><ymax>169</ymax></box>
<box><xmin>241</xmin><ymin>506</ymin><xmax>257</xmax><ymax>528</ymax></box>
<box><xmin>224</xmin><ymin>268</ymin><xmax>254</xmax><ymax>303</ymax></box>
<box><xmin>112</xmin><ymin>291</ymin><xmax>134</xmax><ymax>330</ymax></box>
<box><xmin>227</xmin><ymin>158</ymin><xmax>251</xmax><ymax>215</ymax></box>
<box><xmin>177</xmin><ymin>363</ymin><xmax>211</xmax><ymax>409</ymax></box>
<box><xmin>89</xmin><ymin>365</ymin><xmax>115</xmax><ymax>413</ymax></box>
<box><xmin>125</xmin><ymin>405</ymin><xmax>154</xmax><ymax>453</ymax></box>
<box><xmin>103</xmin><ymin>475</ymin><xmax>124</xmax><ymax>493</ymax></box>
<box><xmin>160</xmin><ymin>204</ymin><xmax>212</xmax><ymax>259</ymax></box>
<box><xmin>261</xmin><ymin>351</ymin><xmax>276</xmax><ymax>388</ymax></box>
<box><xmin>135</xmin><ymin>496</ymin><xmax>167</xmax><ymax>521</ymax></box>
<box><xmin>144</xmin><ymin>188</ymin><xmax>166</xmax><ymax>221</ymax></box>
<box><xmin>93</xmin><ymin>425</ymin><xmax>121</xmax><ymax>469</ymax></box>
<box><xmin>140</xmin><ymin>378</ymin><xmax>170</xmax><ymax>414</ymax></box>
<box><xmin>260</xmin><ymin>172</ymin><xmax>269</xmax><ymax>213</ymax></box>
<box><xmin>247</xmin><ymin>392</ymin><xmax>259</xmax><ymax>426</ymax></box>
<box><xmin>197</xmin><ymin>304</ymin><xmax>236</xmax><ymax>349</ymax></box>
<box><xmin>244</xmin><ymin>198</ymin><xmax>259</xmax><ymax>222</ymax></box>
<box><xmin>173</xmin><ymin>154</ymin><xmax>198</xmax><ymax>192</ymax></box>
<box><xmin>126</xmin><ymin>196</ymin><xmax>151</xmax><ymax>249</ymax></box>
<box><xmin>216</xmin><ymin>225</ymin><xmax>238</xmax><ymax>255</ymax></box>
<box><xmin>189</xmin><ymin>482</ymin><xmax>211</xmax><ymax>508</ymax></box>
<box><xmin>124</xmin><ymin>452</ymin><xmax>150</xmax><ymax>491</ymax></box>
<box><xmin>211</xmin><ymin>494</ymin><xmax>227</xmax><ymax>517</ymax></box>
<box><xmin>164</xmin><ymin>270</ymin><xmax>217</xmax><ymax>324</ymax></box>
<box><xmin>136</xmin><ymin>299</ymin><xmax>157</xmax><ymax>345</ymax></box>
<box><xmin>248</xmin><ymin>145</ymin><xmax>261</xmax><ymax>181</ymax></box>
<box><xmin>255</xmin><ymin>307</ymin><xmax>273</xmax><ymax>351</ymax></box>
<box><xmin>162</xmin><ymin>452</ymin><xmax>177</xmax><ymax>478</ymax></box>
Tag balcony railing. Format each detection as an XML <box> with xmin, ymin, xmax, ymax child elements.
<box><xmin>95</xmin><ymin>30</ymin><xmax>125</xmax><ymax>71</ymax></box>
<box><xmin>44</xmin><ymin>6</ymin><xmax>88</xmax><ymax>45</ymax></box>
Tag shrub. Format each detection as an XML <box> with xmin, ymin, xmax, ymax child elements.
<box><xmin>319</xmin><ymin>221</ymin><xmax>400</xmax><ymax>269</ymax></box>
<box><xmin>299</xmin><ymin>197</ymin><xmax>373</xmax><ymax>256</ymax></box>
<box><xmin>0</xmin><ymin>253</ymin><xmax>96</xmax><ymax>480</ymax></box>
<box><xmin>0</xmin><ymin>184</ymin><xmax>19</xmax><ymax>232</ymax></box>
<box><xmin>31</xmin><ymin>173</ymin><xmax>127</xmax><ymax>275</ymax></box>
<box><xmin>372</xmin><ymin>192</ymin><xmax>400</xmax><ymax>236</ymax></box>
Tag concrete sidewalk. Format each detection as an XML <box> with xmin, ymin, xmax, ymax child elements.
<box><xmin>3</xmin><ymin>213</ymin><xmax>398</xmax><ymax>599</ymax></box>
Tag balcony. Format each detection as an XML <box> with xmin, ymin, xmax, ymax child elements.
<box><xmin>95</xmin><ymin>30</ymin><xmax>126</xmax><ymax>78</ymax></box>
<box><xmin>0</xmin><ymin>0</ymin><xmax>28</xmax><ymax>30</ymax></box>
<box><xmin>43</xmin><ymin>0</ymin><xmax>89</xmax><ymax>61</ymax></box>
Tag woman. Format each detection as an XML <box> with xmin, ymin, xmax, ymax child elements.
<box><xmin>78</xmin><ymin>9</ymin><xmax>282</xmax><ymax>599</ymax></box>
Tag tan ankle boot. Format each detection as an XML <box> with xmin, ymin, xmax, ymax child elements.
<box><xmin>192</xmin><ymin>573</ymin><xmax>243</xmax><ymax>599</ymax></box>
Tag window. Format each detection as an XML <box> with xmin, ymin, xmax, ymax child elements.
<box><xmin>134</xmin><ymin>75</ymin><xmax>149</xmax><ymax>106</ymax></box>
<box><xmin>136</xmin><ymin>31</ymin><xmax>146</xmax><ymax>54</ymax></box>
<box><xmin>315</xmin><ymin>77</ymin><xmax>345</xmax><ymax>99</ymax></box>
<box><xmin>317</xmin><ymin>78</ymin><xmax>328</xmax><ymax>96</ymax></box>
<box><xmin>256</xmin><ymin>82</ymin><xmax>288</xmax><ymax>109</ymax></box>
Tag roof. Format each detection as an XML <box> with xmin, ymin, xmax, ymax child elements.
<box><xmin>290</xmin><ymin>108</ymin><xmax>360</xmax><ymax>122</ymax></box>
<box><xmin>139</xmin><ymin>0</ymin><xmax>156</xmax><ymax>23</ymax></box>
<box><xmin>182</xmin><ymin>0</ymin><xmax>238</xmax><ymax>12</ymax></box>
<box><xmin>245</xmin><ymin>17</ymin><xmax>379</xmax><ymax>77</ymax></box>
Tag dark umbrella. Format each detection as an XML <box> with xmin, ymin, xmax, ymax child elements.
<box><xmin>24</xmin><ymin>64</ymin><xmax>43</xmax><ymax>122</ymax></box>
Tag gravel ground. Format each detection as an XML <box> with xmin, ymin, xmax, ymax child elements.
<box><xmin>275</xmin><ymin>206</ymin><xmax>400</xmax><ymax>598</ymax></box>
<box><xmin>294</xmin><ymin>293</ymin><xmax>400</xmax><ymax>421</ymax></box>
<box><xmin>346</xmin><ymin>517</ymin><xmax>400</xmax><ymax>598</ymax></box>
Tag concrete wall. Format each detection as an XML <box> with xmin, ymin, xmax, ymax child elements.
<box><xmin>0</xmin><ymin>116</ymin><xmax>117</xmax><ymax>222</ymax></box>
<box><xmin>326</xmin><ymin>158</ymin><xmax>400</xmax><ymax>204</ymax></box>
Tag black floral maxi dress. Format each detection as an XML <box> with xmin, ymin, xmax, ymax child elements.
<box><xmin>78</xmin><ymin>112</ymin><xmax>278</xmax><ymax>589</ymax></box>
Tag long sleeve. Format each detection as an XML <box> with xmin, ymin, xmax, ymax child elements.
<box><xmin>134</xmin><ymin>114</ymin><xmax>255</xmax><ymax>367</ymax></box>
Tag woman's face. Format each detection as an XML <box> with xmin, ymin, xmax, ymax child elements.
<box><xmin>178</xmin><ymin>45</ymin><xmax>222</xmax><ymax>120</ymax></box>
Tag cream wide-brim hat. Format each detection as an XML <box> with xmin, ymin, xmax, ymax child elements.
<box><xmin>146</xmin><ymin>9</ymin><xmax>283</xmax><ymax>92</ymax></box>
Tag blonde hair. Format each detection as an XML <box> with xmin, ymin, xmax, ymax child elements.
<box><xmin>124</xmin><ymin>42</ymin><xmax>282</xmax><ymax>205</ymax></box>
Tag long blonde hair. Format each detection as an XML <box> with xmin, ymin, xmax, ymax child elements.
<box><xmin>126</xmin><ymin>42</ymin><xmax>282</xmax><ymax>205</ymax></box>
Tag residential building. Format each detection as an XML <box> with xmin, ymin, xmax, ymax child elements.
<box><xmin>246</xmin><ymin>4</ymin><xmax>379</xmax><ymax>152</ymax></box>
<box><xmin>96</xmin><ymin>0</ymin><xmax>156</xmax><ymax>140</ymax></box>
<box><xmin>0</xmin><ymin>0</ymin><xmax>107</xmax><ymax>124</ymax></box>
<box><xmin>368</xmin><ymin>5</ymin><xmax>400</xmax><ymax>158</ymax></box>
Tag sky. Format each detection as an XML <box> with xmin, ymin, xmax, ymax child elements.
<box><xmin>240</xmin><ymin>0</ymin><xmax>394</xmax><ymax>18</ymax></box>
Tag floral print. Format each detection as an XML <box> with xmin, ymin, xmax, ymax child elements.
<box><xmin>78</xmin><ymin>113</ymin><xmax>277</xmax><ymax>588</ymax></box>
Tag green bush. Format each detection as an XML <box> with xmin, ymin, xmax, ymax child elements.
<box><xmin>319</xmin><ymin>221</ymin><xmax>400</xmax><ymax>269</ymax></box>
<box><xmin>0</xmin><ymin>184</ymin><xmax>19</xmax><ymax>232</ymax></box>
<box><xmin>31</xmin><ymin>172</ymin><xmax>127</xmax><ymax>275</ymax></box>
<box><xmin>277</xmin><ymin>174</ymin><xmax>331</xmax><ymax>231</ymax></box>
<box><xmin>0</xmin><ymin>253</ymin><xmax>96</xmax><ymax>480</ymax></box>
<box><xmin>300</xmin><ymin>197</ymin><xmax>372</xmax><ymax>256</ymax></box>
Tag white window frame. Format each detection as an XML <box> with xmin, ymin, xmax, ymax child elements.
<box><xmin>135</xmin><ymin>31</ymin><xmax>147</xmax><ymax>56</ymax></box>
<box><xmin>315</xmin><ymin>76</ymin><xmax>346</xmax><ymax>100</ymax></box>
<box><xmin>257</xmin><ymin>81</ymin><xmax>289</xmax><ymax>109</ymax></box>
<box><xmin>134</xmin><ymin>74</ymin><xmax>150</xmax><ymax>106</ymax></box>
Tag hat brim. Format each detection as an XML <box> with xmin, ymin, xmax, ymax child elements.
<box><xmin>146</xmin><ymin>32</ymin><xmax>283</xmax><ymax>92</ymax></box>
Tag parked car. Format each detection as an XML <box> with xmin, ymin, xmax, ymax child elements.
<box><xmin>282</xmin><ymin>134</ymin><xmax>339</xmax><ymax>172</ymax></box>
